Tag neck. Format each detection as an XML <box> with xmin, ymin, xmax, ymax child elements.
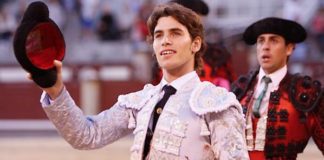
<box><xmin>162</xmin><ymin>68</ymin><xmax>194</xmax><ymax>83</ymax></box>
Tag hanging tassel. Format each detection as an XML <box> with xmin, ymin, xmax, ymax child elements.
<box><xmin>200</xmin><ymin>116</ymin><xmax>211</xmax><ymax>136</ymax></box>
<box><xmin>128</xmin><ymin>110</ymin><xmax>136</xmax><ymax>129</ymax></box>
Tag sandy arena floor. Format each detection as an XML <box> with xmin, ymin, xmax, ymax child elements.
<box><xmin>0</xmin><ymin>135</ymin><xmax>322</xmax><ymax>160</ymax></box>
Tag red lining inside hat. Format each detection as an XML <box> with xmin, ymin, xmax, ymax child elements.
<box><xmin>26</xmin><ymin>22</ymin><xmax>65</xmax><ymax>70</ymax></box>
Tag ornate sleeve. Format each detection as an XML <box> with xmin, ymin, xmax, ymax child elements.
<box><xmin>207</xmin><ymin>107</ymin><xmax>250</xmax><ymax>160</ymax></box>
<box><xmin>189</xmin><ymin>81</ymin><xmax>249</xmax><ymax>159</ymax></box>
<box><xmin>309</xmin><ymin>94</ymin><xmax>324</xmax><ymax>155</ymax></box>
<box><xmin>289</xmin><ymin>75</ymin><xmax>324</xmax><ymax>155</ymax></box>
<box><xmin>41</xmin><ymin>87</ymin><xmax>133</xmax><ymax>150</ymax></box>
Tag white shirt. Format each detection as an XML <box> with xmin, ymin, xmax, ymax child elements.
<box><xmin>254</xmin><ymin>66</ymin><xmax>287</xmax><ymax>116</ymax></box>
<box><xmin>161</xmin><ymin>71</ymin><xmax>198</xmax><ymax>91</ymax></box>
<box><xmin>148</xmin><ymin>71</ymin><xmax>198</xmax><ymax>129</ymax></box>
<box><xmin>247</xmin><ymin>65</ymin><xmax>287</xmax><ymax>150</ymax></box>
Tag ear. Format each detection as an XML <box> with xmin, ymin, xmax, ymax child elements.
<box><xmin>191</xmin><ymin>36</ymin><xmax>202</xmax><ymax>53</ymax></box>
<box><xmin>286</xmin><ymin>43</ymin><xmax>295</xmax><ymax>56</ymax></box>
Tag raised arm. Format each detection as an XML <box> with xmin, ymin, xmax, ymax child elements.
<box><xmin>32</xmin><ymin>60</ymin><xmax>133</xmax><ymax>149</ymax></box>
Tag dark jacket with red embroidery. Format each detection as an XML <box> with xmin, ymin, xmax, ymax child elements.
<box><xmin>231</xmin><ymin>70</ymin><xmax>324</xmax><ymax>159</ymax></box>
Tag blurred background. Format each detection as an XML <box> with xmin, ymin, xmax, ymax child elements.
<box><xmin>0</xmin><ymin>0</ymin><xmax>323</xmax><ymax>159</ymax></box>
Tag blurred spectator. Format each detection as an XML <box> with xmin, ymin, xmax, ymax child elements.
<box><xmin>282</xmin><ymin>0</ymin><xmax>303</xmax><ymax>22</ymax></box>
<box><xmin>282</xmin><ymin>0</ymin><xmax>319</xmax><ymax>25</ymax></box>
<box><xmin>311</xmin><ymin>7</ymin><xmax>324</xmax><ymax>54</ymax></box>
<box><xmin>47</xmin><ymin>0</ymin><xmax>65</xmax><ymax>29</ymax></box>
<box><xmin>127</xmin><ymin>0</ymin><xmax>155</xmax><ymax>83</ymax></box>
<box><xmin>0</xmin><ymin>0</ymin><xmax>9</xmax><ymax>8</ymax></box>
<box><xmin>201</xmin><ymin>27</ymin><xmax>237</xmax><ymax>89</ymax></box>
<box><xmin>0</xmin><ymin>5</ymin><xmax>16</xmax><ymax>40</ymax></box>
<box><xmin>116</xmin><ymin>1</ymin><xmax>136</xmax><ymax>39</ymax></box>
<box><xmin>282</xmin><ymin>0</ymin><xmax>312</xmax><ymax>61</ymax></box>
<box><xmin>14</xmin><ymin>0</ymin><xmax>27</xmax><ymax>22</ymax></box>
<box><xmin>130</xmin><ymin>0</ymin><xmax>154</xmax><ymax>43</ymax></box>
<box><xmin>96</xmin><ymin>4</ymin><xmax>121</xmax><ymax>41</ymax></box>
<box><xmin>205</xmin><ymin>27</ymin><xmax>223</xmax><ymax>44</ymax></box>
<box><xmin>79</xmin><ymin>0</ymin><xmax>99</xmax><ymax>40</ymax></box>
<box><xmin>60</xmin><ymin>0</ymin><xmax>79</xmax><ymax>13</ymax></box>
<box><xmin>200</xmin><ymin>43</ymin><xmax>237</xmax><ymax>90</ymax></box>
<box><xmin>131</xmin><ymin>16</ymin><xmax>149</xmax><ymax>43</ymax></box>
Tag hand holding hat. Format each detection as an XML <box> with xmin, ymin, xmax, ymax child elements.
<box><xmin>13</xmin><ymin>1</ymin><xmax>65</xmax><ymax>88</ymax></box>
<box><xmin>27</xmin><ymin>60</ymin><xmax>64</xmax><ymax>99</ymax></box>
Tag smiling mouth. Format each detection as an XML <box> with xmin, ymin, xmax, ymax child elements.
<box><xmin>160</xmin><ymin>50</ymin><xmax>176</xmax><ymax>56</ymax></box>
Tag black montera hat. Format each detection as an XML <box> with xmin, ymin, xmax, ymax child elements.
<box><xmin>13</xmin><ymin>1</ymin><xmax>65</xmax><ymax>88</ymax></box>
<box><xmin>243</xmin><ymin>17</ymin><xmax>307</xmax><ymax>45</ymax></box>
<box><xmin>170</xmin><ymin>0</ymin><xmax>209</xmax><ymax>15</ymax></box>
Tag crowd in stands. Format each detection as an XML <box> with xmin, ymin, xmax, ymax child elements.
<box><xmin>0</xmin><ymin>0</ymin><xmax>323</xmax><ymax>83</ymax></box>
<box><xmin>0</xmin><ymin>0</ymin><xmax>322</xmax><ymax>48</ymax></box>
<box><xmin>0</xmin><ymin>0</ymin><xmax>154</xmax><ymax>43</ymax></box>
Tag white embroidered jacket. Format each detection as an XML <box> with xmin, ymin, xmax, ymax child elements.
<box><xmin>41</xmin><ymin>77</ymin><xmax>249</xmax><ymax>160</ymax></box>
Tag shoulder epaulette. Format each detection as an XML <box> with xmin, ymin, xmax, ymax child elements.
<box><xmin>118</xmin><ymin>84</ymin><xmax>159</xmax><ymax>110</ymax></box>
<box><xmin>190</xmin><ymin>81</ymin><xmax>242</xmax><ymax>115</ymax></box>
<box><xmin>231</xmin><ymin>70</ymin><xmax>258</xmax><ymax>100</ymax></box>
<box><xmin>289</xmin><ymin>74</ymin><xmax>323</xmax><ymax>112</ymax></box>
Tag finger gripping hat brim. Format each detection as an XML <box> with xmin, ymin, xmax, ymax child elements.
<box><xmin>13</xmin><ymin>1</ymin><xmax>65</xmax><ymax>88</ymax></box>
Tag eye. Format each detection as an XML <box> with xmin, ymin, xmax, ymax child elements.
<box><xmin>270</xmin><ymin>38</ymin><xmax>278</xmax><ymax>44</ymax></box>
<box><xmin>172</xmin><ymin>31</ymin><xmax>182</xmax><ymax>36</ymax></box>
<box><xmin>154</xmin><ymin>33</ymin><xmax>162</xmax><ymax>39</ymax></box>
<box><xmin>257</xmin><ymin>38</ymin><xmax>264</xmax><ymax>44</ymax></box>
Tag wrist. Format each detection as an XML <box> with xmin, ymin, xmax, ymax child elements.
<box><xmin>46</xmin><ymin>85</ymin><xmax>64</xmax><ymax>100</ymax></box>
